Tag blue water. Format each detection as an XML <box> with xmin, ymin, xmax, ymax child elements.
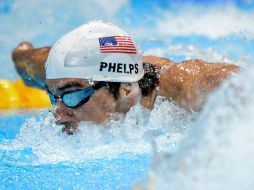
<box><xmin>0</xmin><ymin>111</ymin><xmax>151</xmax><ymax>190</ymax></box>
<box><xmin>3</xmin><ymin>69</ymin><xmax>254</xmax><ymax>190</ymax></box>
<box><xmin>1</xmin><ymin>154</ymin><xmax>150</xmax><ymax>190</ymax></box>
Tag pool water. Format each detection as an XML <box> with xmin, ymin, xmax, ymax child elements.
<box><xmin>3</xmin><ymin>68</ymin><xmax>254</xmax><ymax>190</ymax></box>
<box><xmin>1</xmin><ymin>152</ymin><xmax>149</xmax><ymax>190</ymax></box>
<box><xmin>142</xmin><ymin>66</ymin><xmax>254</xmax><ymax>190</ymax></box>
<box><xmin>0</xmin><ymin>98</ymin><xmax>192</xmax><ymax>190</ymax></box>
<box><xmin>0</xmin><ymin>110</ymin><xmax>151</xmax><ymax>190</ymax></box>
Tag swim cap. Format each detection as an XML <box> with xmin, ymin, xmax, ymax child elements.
<box><xmin>45</xmin><ymin>21</ymin><xmax>144</xmax><ymax>82</ymax></box>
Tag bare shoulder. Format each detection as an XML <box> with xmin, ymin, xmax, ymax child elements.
<box><xmin>142</xmin><ymin>55</ymin><xmax>174</xmax><ymax>68</ymax></box>
<box><xmin>12</xmin><ymin>42</ymin><xmax>51</xmax><ymax>63</ymax></box>
<box><xmin>178</xmin><ymin>59</ymin><xmax>240</xmax><ymax>74</ymax></box>
<box><xmin>12</xmin><ymin>42</ymin><xmax>51</xmax><ymax>89</ymax></box>
<box><xmin>153</xmin><ymin>58</ymin><xmax>240</xmax><ymax>112</ymax></box>
<box><xmin>177</xmin><ymin>59</ymin><xmax>240</xmax><ymax>111</ymax></box>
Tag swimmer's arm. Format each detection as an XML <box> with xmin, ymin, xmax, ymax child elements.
<box><xmin>157</xmin><ymin>60</ymin><xmax>240</xmax><ymax>112</ymax></box>
<box><xmin>12</xmin><ymin>42</ymin><xmax>51</xmax><ymax>89</ymax></box>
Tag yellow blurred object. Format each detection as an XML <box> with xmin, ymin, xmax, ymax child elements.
<box><xmin>0</xmin><ymin>79</ymin><xmax>52</xmax><ymax>109</ymax></box>
<box><xmin>0</xmin><ymin>79</ymin><xmax>20</xmax><ymax>108</ymax></box>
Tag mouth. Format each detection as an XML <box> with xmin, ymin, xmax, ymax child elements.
<box><xmin>56</xmin><ymin>121</ymin><xmax>79</xmax><ymax>135</ymax></box>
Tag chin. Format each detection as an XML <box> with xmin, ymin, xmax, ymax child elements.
<box><xmin>61</xmin><ymin>122</ymin><xmax>79</xmax><ymax>135</ymax></box>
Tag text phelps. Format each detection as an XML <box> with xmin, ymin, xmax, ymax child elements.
<box><xmin>99</xmin><ymin>62</ymin><xmax>138</xmax><ymax>74</ymax></box>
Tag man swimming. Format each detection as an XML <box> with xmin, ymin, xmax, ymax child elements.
<box><xmin>12</xmin><ymin>21</ymin><xmax>240</xmax><ymax>134</ymax></box>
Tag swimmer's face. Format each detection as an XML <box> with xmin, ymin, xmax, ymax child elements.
<box><xmin>46</xmin><ymin>78</ymin><xmax>117</xmax><ymax>134</ymax></box>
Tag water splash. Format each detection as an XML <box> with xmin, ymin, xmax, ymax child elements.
<box><xmin>142</xmin><ymin>67</ymin><xmax>254</xmax><ymax>190</ymax></box>
<box><xmin>0</xmin><ymin>98</ymin><xmax>195</xmax><ymax>165</ymax></box>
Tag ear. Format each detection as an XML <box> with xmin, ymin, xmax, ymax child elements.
<box><xmin>119</xmin><ymin>82</ymin><xmax>141</xmax><ymax>99</ymax></box>
<box><xmin>116</xmin><ymin>82</ymin><xmax>141</xmax><ymax>113</ymax></box>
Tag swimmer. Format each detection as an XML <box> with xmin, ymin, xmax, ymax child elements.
<box><xmin>12</xmin><ymin>21</ymin><xmax>240</xmax><ymax>134</ymax></box>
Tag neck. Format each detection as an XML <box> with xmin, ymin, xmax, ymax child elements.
<box><xmin>140</xmin><ymin>89</ymin><xmax>157</xmax><ymax>110</ymax></box>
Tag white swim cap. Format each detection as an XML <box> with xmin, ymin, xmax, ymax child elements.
<box><xmin>45</xmin><ymin>21</ymin><xmax>144</xmax><ymax>82</ymax></box>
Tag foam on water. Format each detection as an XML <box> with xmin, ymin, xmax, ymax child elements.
<box><xmin>141</xmin><ymin>66</ymin><xmax>254</xmax><ymax>190</ymax></box>
<box><xmin>0</xmin><ymin>98</ymin><xmax>195</xmax><ymax>165</ymax></box>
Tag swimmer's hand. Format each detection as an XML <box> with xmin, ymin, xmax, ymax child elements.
<box><xmin>12</xmin><ymin>42</ymin><xmax>51</xmax><ymax>89</ymax></box>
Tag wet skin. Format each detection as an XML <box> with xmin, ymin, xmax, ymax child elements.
<box><xmin>46</xmin><ymin>78</ymin><xmax>142</xmax><ymax>134</ymax></box>
<box><xmin>13</xmin><ymin>43</ymin><xmax>240</xmax><ymax>133</ymax></box>
<box><xmin>46</xmin><ymin>78</ymin><xmax>117</xmax><ymax>134</ymax></box>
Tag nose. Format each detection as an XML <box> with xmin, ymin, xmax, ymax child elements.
<box><xmin>53</xmin><ymin>100</ymin><xmax>74</xmax><ymax>122</ymax></box>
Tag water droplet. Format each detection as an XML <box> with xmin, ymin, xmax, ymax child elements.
<box><xmin>88</xmin><ymin>79</ymin><xmax>94</xmax><ymax>85</ymax></box>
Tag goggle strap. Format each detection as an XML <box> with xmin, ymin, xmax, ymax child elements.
<box><xmin>93</xmin><ymin>81</ymin><xmax>107</xmax><ymax>91</ymax></box>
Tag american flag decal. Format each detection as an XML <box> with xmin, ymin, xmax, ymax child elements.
<box><xmin>99</xmin><ymin>36</ymin><xmax>137</xmax><ymax>54</ymax></box>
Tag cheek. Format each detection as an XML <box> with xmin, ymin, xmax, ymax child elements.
<box><xmin>73</xmin><ymin>100</ymin><xmax>97</xmax><ymax>121</ymax></box>
<box><xmin>73</xmin><ymin>91</ymin><xmax>116</xmax><ymax>123</ymax></box>
<box><xmin>92</xmin><ymin>91</ymin><xmax>117</xmax><ymax>113</ymax></box>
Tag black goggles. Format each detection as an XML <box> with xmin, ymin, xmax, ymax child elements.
<box><xmin>46</xmin><ymin>82</ymin><xmax>106</xmax><ymax>108</ymax></box>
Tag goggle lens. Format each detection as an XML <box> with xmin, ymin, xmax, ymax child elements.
<box><xmin>46</xmin><ymin>82</ymin><xmax>106</xmax><ymax>108</ymax></box>
<box><xmin>62</xmin><ymin>88</ymin><xmax>94</xmax><ymax>107</ymax></box>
